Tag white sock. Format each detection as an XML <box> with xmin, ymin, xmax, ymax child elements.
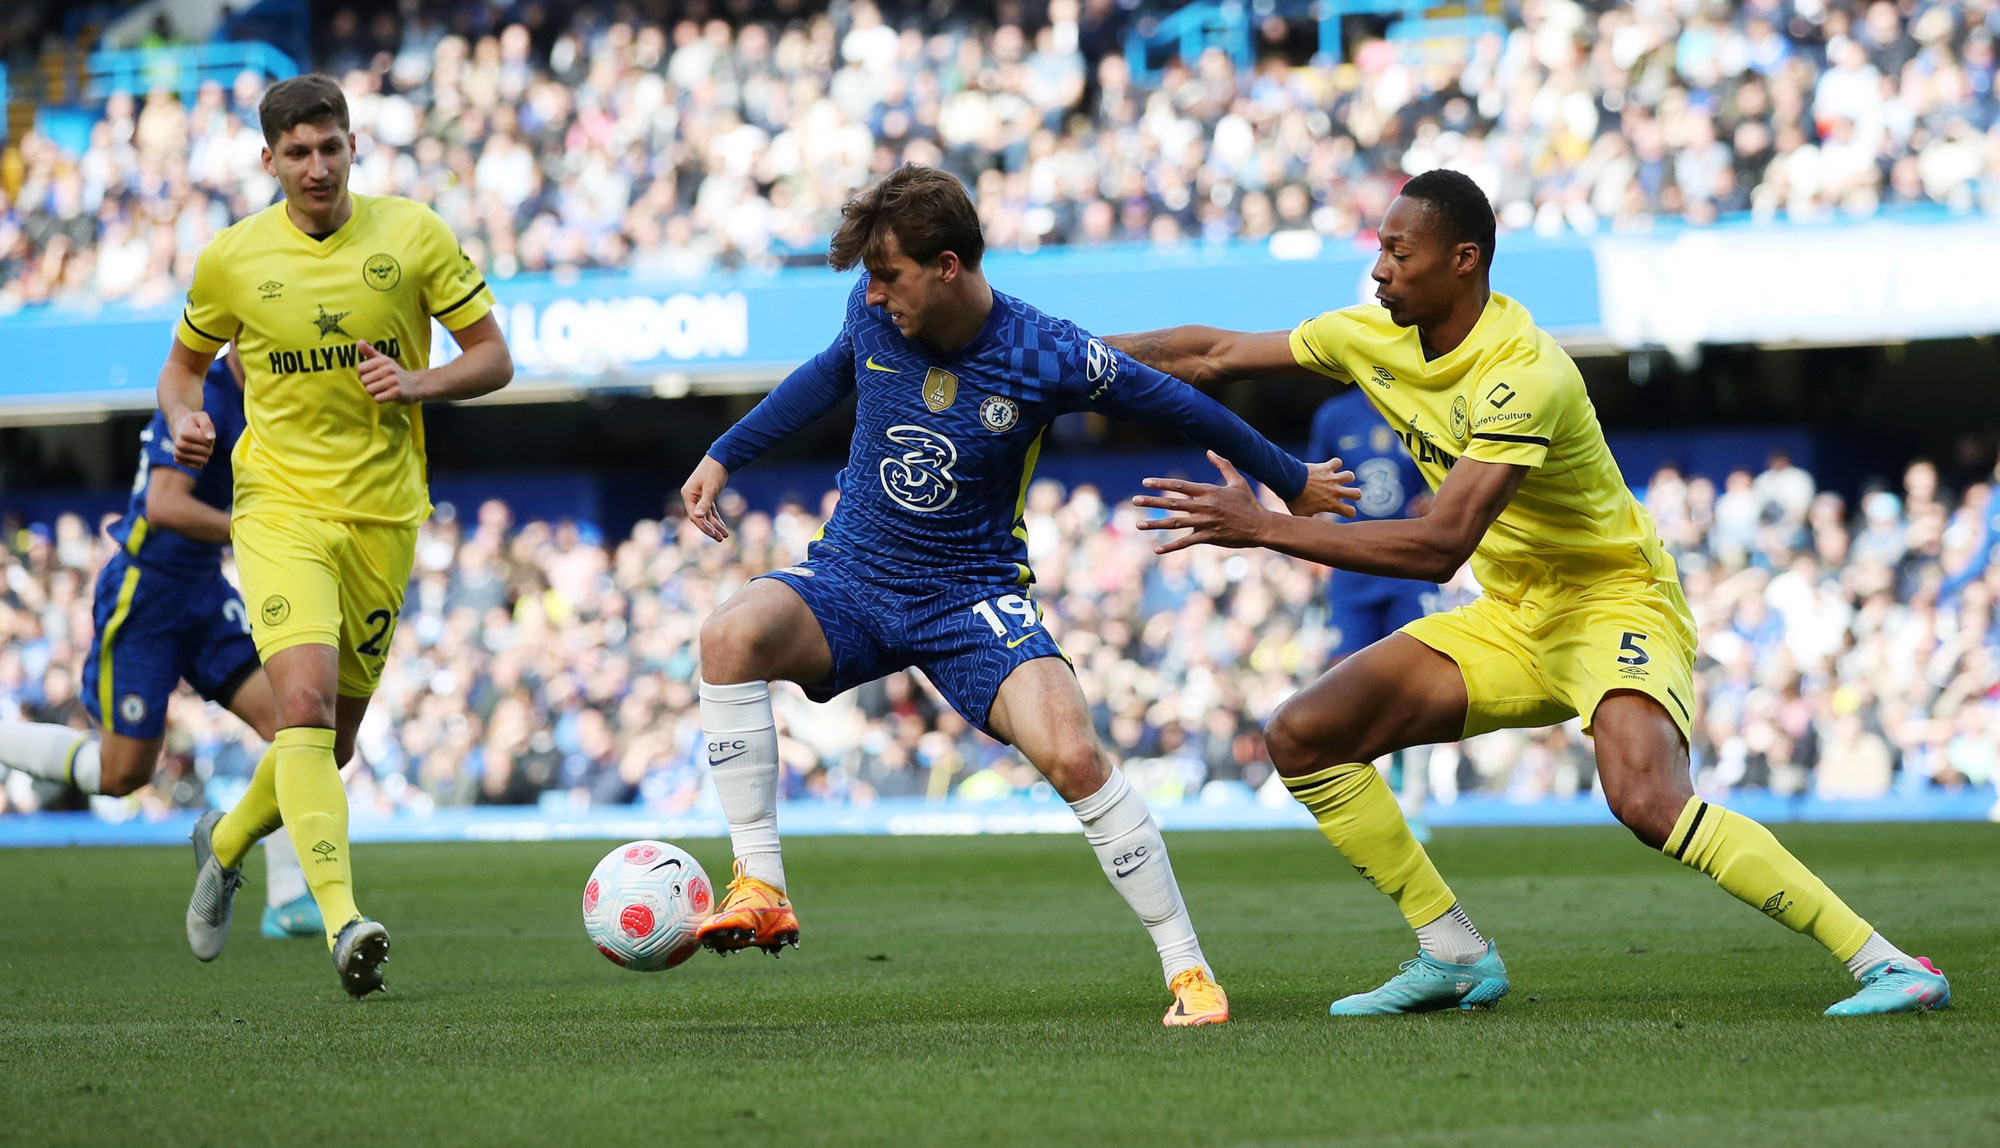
<box><xmin>699</xmin><ymin>679</ymin><xmax>785</xmax><ymax>892</ymax></box>
<box><xmin>0</xmin><ymin>722</ymin><xmax>102</xmax><ymax>794</ymax></box>
<box><xmin>1069</xmin><ymin>768</ymin><xmax>1207</xmax><ymax>984</ymax></box>
<box><xmin>1415</xmin><ymin>902</ymin><xmax>1488</xmax><ymax>965</ymax></box>
<box><xmin>264</xmin><ymin>826</ymin><xmax>308</xmax><ymax>907</ymax></box>
<box><xmin>1844</xmin><ymin>931</ymin><xmax>1916</xmax><ymax>980</ymax></box>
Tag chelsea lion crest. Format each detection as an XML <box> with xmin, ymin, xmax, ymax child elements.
<box><xmin>979</xmin><ymin>395</ymin><xmax>1020</xmax><ymax>432</ymax></box>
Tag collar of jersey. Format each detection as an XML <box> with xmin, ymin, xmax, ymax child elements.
<box><xmin>912</xmin><ymin>288</ymin><xmax>1010</xmax><ymax>360</ymax></box>
<box><xmin>1408</xmin><ymin>291</ymin><xmax>1512</xmax><ymax>378</ymax></box>
<box><xmin>275</xmin><ymin>192</ymin><xmax>366</xmax><ymax>254</ymax></box>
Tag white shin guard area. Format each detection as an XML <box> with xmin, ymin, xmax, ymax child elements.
<box><xmin>1068</xmin><ymin>768</ymin><xmax>1206</xmax><ymax>984</ymax></box>
<box><xmin>699</xmin><ymin>679</ymin><xmax>786</xmax><ymax>892</ymax></box>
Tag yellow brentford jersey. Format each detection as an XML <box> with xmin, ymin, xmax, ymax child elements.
<box><xmin>176</xmin><ymin>192</ymin><xmax>495</xmax><ymax>526</ymax></box>
<box><xmin>1289</xmin><ymin>292</ymin><xmax>1672</xmax><ymax>601</ymax></box>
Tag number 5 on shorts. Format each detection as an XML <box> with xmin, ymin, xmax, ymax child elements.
<box><xmin>1616</xmin><ymin>631</ymin><xmax>1650</xmax><ymax>667</ymax></box>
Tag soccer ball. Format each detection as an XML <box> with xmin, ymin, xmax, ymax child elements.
<box><xmin>582</xmin><ymin>840</ymin><xmax>713</xmax><ymax>971</ymax></box>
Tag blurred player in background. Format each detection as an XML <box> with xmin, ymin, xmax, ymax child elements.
<box><xmin>680</xmin><ymin>165</ymin><xmax>1355</xmax><ymax>1026</ymax></box>
<box><xmin>0</xmin><ymin>350</ymin><xmax>321</xmax><ymax>940</ymax></box>
<box><xmin>1115</xmin><ymin>169</ymin><xmax>1947</xmax><ymax>1017</ymax></box>
<box><xmin>1307</xmin><ymin>387</ymin><xmax>1440</xmax><ymax>841</ymax></box>
<box><xmin>165</xmin><ymin>74</ymin><xmax>510</xmax><ymax>996</ymax></box>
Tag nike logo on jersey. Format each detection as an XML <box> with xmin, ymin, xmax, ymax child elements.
<box><xmin>1004</xmin><ymin>632</ymin><xmax>1038</xmax><ymax>648</ymax></box>
<box><xmin>865</xmin><ymin>355</ymin><xmax>898</xmax><ymax>373</ymax></box>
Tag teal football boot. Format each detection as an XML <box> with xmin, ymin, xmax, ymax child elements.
<box><xmin>262</xmin><ymin>893</ymin><xmax>324</xmax><ymax>940</ymax></box>
<box><xmin>1328</xmin><ymin>941</ymin><xmax>1510</xmax><ymax>1015</ymax></box>
<box><xmin>1825</xmin><ymin>957</ymin><xmax>1950</xmax><ymax>1016</ymax></box>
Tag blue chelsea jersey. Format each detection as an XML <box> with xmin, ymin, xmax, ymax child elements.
<box><xmin>1308</xmin><ymin>387</ymin><xmax>1424</xmax><ymax>523</ymax></box>
<box><xmin>108</xmin><ymin>359</ymin><xmax>246</xmax><ymax>578</ymax></box>
<box><xmin>710</xmin><ymin>278</ymin><xmax>1308</xmax><ymax>587</ymax></box>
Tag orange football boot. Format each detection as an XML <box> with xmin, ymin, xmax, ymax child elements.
<box><xmin>696</xmin><ymin>861</ymin><xmax>800</xmax><ymax>956</ymax></box>
<box><xmin>1163</xmin><ymin>967</ymin><xmax>1230</xmax><ymax>1026</ymax></box>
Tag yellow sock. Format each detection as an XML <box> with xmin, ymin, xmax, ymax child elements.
<box><xmin>1664</xmin><ymin>797</ymin><xmax>1873</xmax><ymax>961</ymax></box>
<box><xmin>273</xmin><ymin>726</ymin><xmax>358</xmax><ymax>947</ymax></box>
<box><xmin>211</xmin><ymin>746</ymin><xmax>282</xmax><ymax>869</ymax></box>
<box><xmin>1283</xmin><ymin>763</ymin><xmax>1457</xmax><ymax>929</ymax></box>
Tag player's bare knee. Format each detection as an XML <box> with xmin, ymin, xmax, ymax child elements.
<box><xmin>273</xmin><ymin>682</ymin><xmax>336</xmax><ymax>730</ymax></box>
<box><xmin>1264</xmin><ymin>698</ymin><xmax>1358</xmax><ymax>778</ymax></box>
<box><xmin>1604</xmin><ymin>781</ymin><xmax>1682</xmax><ymax>851</ymax></box>
<box><xmin>698</xmin><ymin>606</ymin><xmax>764</xmax><ymax>684</ymax></box>
<box><xmin>1036</xmin><ymin>740</ymin><xmax>1109</xmax><ymax>799</ymax></box>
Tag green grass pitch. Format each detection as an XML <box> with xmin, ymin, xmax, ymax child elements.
<box><xmin>3</xmin><ymin>823</ymin><xmax>1996</xmax><ymax>1147</ymax></box>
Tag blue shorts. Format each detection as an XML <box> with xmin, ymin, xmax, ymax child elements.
<box><xmin>758</xmin><ymin>550</ymin><xmax>1066</xmax><ymax>733</ymax></box>
<box><xmin>1327</xmin><ymin>573</ymin><xmax>1439</xmax><ymax>659</ymax></box>
<box><xmin>80</xmin><ymin>555</ymin><xmax>261</xmax><ymax>739</ymax></box>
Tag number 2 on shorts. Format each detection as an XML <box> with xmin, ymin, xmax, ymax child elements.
<box><xmin>356</xmin><ymin>608</ymin><xmax>394</xmax><ymax>657</ymax></box>
<box><xmin>970</xmin><ymin>594</ymin><xmax>1040</xmax><ymax>644</ymax></box>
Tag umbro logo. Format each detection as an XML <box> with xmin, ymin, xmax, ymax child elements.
<box><xmin>258</xmin><ymin>280</ymin><xmax>283</xmax><ymax>300</ymax></box>
<box><xmin>1372</xmin><ymin>366</ymin><xmax>1395</xmax><ymax>388</ymax></box>
<box><xmin>1760</xmin><ymin>891</ymin><xmax>1792</xmax><ymax>916</ymax></box>
<box><xmin>311</xmin><ymin>839</ymin><xmax>338</xmax><ymax>863</ymax></box>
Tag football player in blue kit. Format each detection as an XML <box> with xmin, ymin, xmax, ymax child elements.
<box><xmin>679</xmin><ymin>165</ymin><xmax>1357</xmax><ymax>1025</ymax></box>
<box><xmin>0</xmin><ymin>350</ymin><xmax>322</xmax><ymax>939</ymax></box>
<box><xmin>1307</xmin><ymin>387</ymin><xmax>1442</xmax><ymax>838</ymax></box>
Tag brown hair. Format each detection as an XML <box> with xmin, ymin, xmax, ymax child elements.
<box><xmin>828</xmin><ymin>164</ymin><xmax>984</xmax><ymax>272</ymax></box>
<box><xmin>258</xmin><ymin>74</ymin><xmax>349</xmax><ymax>146</ymax></box>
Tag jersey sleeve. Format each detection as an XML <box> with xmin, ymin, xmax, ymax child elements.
<box><xmin>140</xmin><ymin>412</ymin><xmax>195</xmax><ymax>477</ymax></box>
<box><xmin>706</xmin><ymin>332</ymin><xmax>856</xmax><ymax>472</ymax></box>
<box><xmin>1288</xmin><ymin>311</ymin><xmax>1357</xmax><ymax>384</ymax></box>
<box><xmin>415</xmin><ymin>209</ymin><xmax>496</xmax><ymax>331</ymax></box>
<box><xmin>1065</xmin><ymin>335</ymin><xmax>1307</xmax><ymax>502</ymax></box>
<box><xmin>1461</xmin><ymin>367</ymin><xmax>1562</xmax><ymax>470</ymax></box>
<box><xmin>176</xmin><ymin>240</ymin><xmax>239</xmax><ymax>353</ymax></box>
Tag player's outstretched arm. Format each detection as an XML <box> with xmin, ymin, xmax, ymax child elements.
<box><xmin>1133</xmin><ymin>453</ymin><xmax>1527</xmax><ymax>581</ymax></box>
<box><xmin>1102</xmin><ymin>328</ymin><xmax>1299</xmax><ymax>386</ymax></box>
<box><xmin>158</xmin><ymin>338</ymin><xmax>219</xmax><ymax>469</ymax></box>
<box><xmin>683</xmin><ymin>339</ymin><xmax>857</xmax><ymax>542</ymax></box>
<box><xmin>144</xmin><ymin>467</ymin><xmax>232</xmax><ymax>544</ymax></box>
<box><xmin>361</xmin><ymin>312</ymin><xmax>513</xmax><ymax>404</ymax></box>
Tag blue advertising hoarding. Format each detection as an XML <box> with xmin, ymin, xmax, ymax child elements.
<box><xmin>0</xmin><ymin>235</ymin><xmax>1601</xmax><ymax>415</ymax></box>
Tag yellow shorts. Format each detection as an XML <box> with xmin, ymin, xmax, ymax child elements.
<box><xmin>1402</xmin><ymin>578</ymin><xmax>1697</xmax><ymax>745</ymax></box>
<box><xmin>231</xmin><ymin>512</ymin><xmax>417</xmax><ymax>697</ymax></box>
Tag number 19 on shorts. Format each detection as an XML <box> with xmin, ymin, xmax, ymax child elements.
<box><xmin>970</xmin><ymin>594</ymin><xmax>1041</xmax><ymax>646</ymax></box>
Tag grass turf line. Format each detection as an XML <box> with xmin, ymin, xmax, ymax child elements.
<box><xmin>1</xmin><ymin>824</ymin><xmax>1995</xmax><ymax>1147</ymax></box>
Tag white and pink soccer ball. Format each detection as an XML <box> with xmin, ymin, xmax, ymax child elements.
<box><xmin>582</xmin><ymin>840</ymin><xmax>713</xmax><ymax>971</ymax></box>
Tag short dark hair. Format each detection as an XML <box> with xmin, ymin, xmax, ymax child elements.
<box><xmin>1399</xmin><ymin>169</ymin><xmax>1496</xmax><ymax>271</ymax></box>
<box><xmin>258</xmin><ymin>74</ymin><xmax>349</xmax><ymax>146</ymax></box>
<box><xmin>829</xmin><ymin>164</ymin><xmax>985</xmax><ymax>273</ymax></box>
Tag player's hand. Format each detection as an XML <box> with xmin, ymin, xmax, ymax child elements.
<box><xmin>358</xmin><ymin>340</ymin><xmax>425</xmax><ymax>404</ymax></box>
<box><xmin>1287</xmin><ymin>458</ymin><xmax>1362</xmax><ymax>519</ymax></box>
<box><xmin>680</xmin><ymin>455</ymin><xmax>731</xmax><ymax>542</ymax></box>
<box><xmin>1131</xmin><ymin>451</ymin><xmax>1273</xmax><ymax>555</ymax></box>
<box><xmin>171</xmin><ymin>410</ymin><xmax>216</xmax><ymax>468</ymax></box>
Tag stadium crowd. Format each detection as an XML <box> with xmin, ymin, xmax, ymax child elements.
<box><xmin>8</xmin><ymin>0</ymin><xmax>2000</xmax><ymax>306</ymax></box>
<box><xmin>3</xmin><ymin>447</ymin><xmax>1997</xmax><ymax>818</ymax></box>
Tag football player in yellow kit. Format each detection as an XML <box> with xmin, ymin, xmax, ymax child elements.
<box><xmin>164</xmin><ymin>75</ymin><xmax>512</xmax><ymax>996</ymax></box>
<box><xmin>1110</xmin><ymin>170</ymin><xmax>1948</xmax><ymax>1017</ymax></box>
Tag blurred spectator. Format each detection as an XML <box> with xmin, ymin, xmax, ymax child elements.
<box><xmin>12</xmin><ymin>0</ymin><xmax>2000</xmax><ymax>307</ymax></box>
